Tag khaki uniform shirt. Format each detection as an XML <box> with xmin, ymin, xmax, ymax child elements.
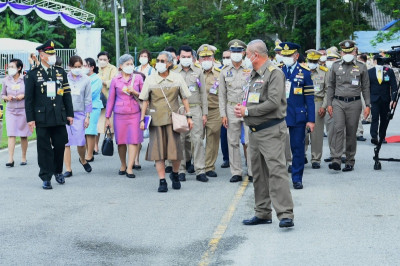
<box><xmin>173</xmin><ymin>63</ymin><xmax>208</xmax><ymax>115</ymax></box>
<box><xmin>204</xmin><ymin>66</ymin><xmax>221</xmax><ymax>109</ymax></box>
<box><xmin>243</xmin><ymin>60</ymin><xmax>287</xmax><ymax>126</ymax></box>
<box><xmin>139</xmin><ymin>71</ymin><xmax>191</xmax><ymax>126</ymax></box>
<box><xmin>311</xmin><ymin>66</ymin><xmax>329</xmax><ymax>109</ymax></box>
<box><xmin>219</xmin><ymin>63</ymin><xmax>252</xmax><ymax>117</ymax></box>
<box><xmin>98</xmin><ymin>63</ymin><xmax>118</xmax><ymax>98</ymax></box>
<box><xmin>327</xmin><ymin>59</ymin><xmax>370</xmax><ymax>106</ymax></box>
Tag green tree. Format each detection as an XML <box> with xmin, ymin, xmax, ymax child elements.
<box><xmin>374</xmin><ymin>0</ymin><xmax>400</xmax><ymax>44</ymax></box>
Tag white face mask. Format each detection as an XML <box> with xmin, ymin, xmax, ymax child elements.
<box><xmin>98</xmin><ymin>60</ymin><xmax>108</xmax><ymax>68</ymax></box>
<box><xmin>180</xmin><ymin>58</ymin><xmax>192</xmax><ymax>67</ymax></box>
<box><xmin>307</xmin><ymin>63</ymin><xmax>318</xmax><ymax>70</ymax></box>
<box><xmin>244</xmin><ymin>56</ymin><xmax>254</xmax><ymax>69</ymax></box>
<box><xmin>156</xmin><ymin>62</ymin><xmax>167</xmax><ymax>73</ymax></box>
<box><xmin>222</xmin><ymin>59</ymin><xmax>231</xmax><ymax>66</ymax></box>
<box><xmin>342</xmin><ymin>54</ymin><xmax>354</xmax><ymax>63</ymax></box>
<box><xmin>173</xmin><ymin>59</ymin><xmax>178</xmax><ymax>66</ymax></box>
<box><xmin>231</xmin><ymin>53</ymin><xmax>243</xmax><ymax>63</ymax></box>
<box><xmin>282</xmin><ymin>56</ymin><xmax>295</xmax><ymax>67</ymax></box>
<box><xmin>8</xmin><ymin>68</ymin><xmax>18</xmax><ymax>76</ymax></box>
<box><xmin>71</xmin><ymin>68</ymin><xmax>82</xmax><ymax>76</ymax></box>
<box><xmin>139</xmin><ymin>57</ymin><xmax>148</xmax><ymax>65</ymax></box>
<box><xmin>122</xmin><ymin>65</ymin><xmax>134</xmax><ymax>74</ymax></box>
<box><xmin>326</xmin><ymin>61</ymin><xmax>334</xmax><ymax>69</ymax></box>
<box><xmin>47</xmin><ymin>55</ymin><xmax>56</xmax><ymax>66</ymax></box>
<box><xmin>201</xmin><ymin>60</ymin><xmax>213</xmax><ymax>71</ymax></box>
<box><xmin>275</xmin><ymin>54</ymin><xmax>283</xmax><ymax>63</ymax></box>
<box><xmin>82</xmin><ymin>67</ymin><xmax>90</xmax><ymax>75</ymax></box>
<box><xmin>320</xmin><ymin>55</ymin><xmax>327</xmax><ymax>62</ymax></box>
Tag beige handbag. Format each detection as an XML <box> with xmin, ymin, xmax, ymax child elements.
<box><xmin>160</xmin><ymin>86</ymin><xmax>189</xmax><ymax>133</ymax></box>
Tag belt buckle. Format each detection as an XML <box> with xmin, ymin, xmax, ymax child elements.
<box><xmin>344</xmin><ymin>98</ymin><xmax>349</xmax><ymax>103</ymax></box>
<box><xmin>251</xmin><ymin>127</ymin><xmax>256</xmax><ymax>132</ymax></box>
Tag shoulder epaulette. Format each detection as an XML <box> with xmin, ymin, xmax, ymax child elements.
<box><xmin>54</xmin><ymin>65</ymin><xmax>63</xmax><ymax>69</ymax></box>
<box><xmin>173</xmin><ymin>65</ymin><xmax>178</xmax><ymax>70</ymax></box>
<box><xmin>268</xmin><ymin>65</ymin><xmax>276</xmax><ymax>72</ymax></box>
<box><xmin>277</xmin><ymin>63</ymin><xmax>284</xmax><ymax>69</ymax></box>
<box><xmin>300</xmin><ymin>63</ymin><xmax>310</xmax><ymax>71</ymax></box>
<box><xmin>194</xmin><ymin>62</ymin><xmax>202</xmax><ymax>68</ymax></box>
<box><xmin>214</xmin><ymin>66</ymin><xmax>221</xmax><ymax>72</ymax></box>
<box><xmin>319</xmin><ymin>65</ymin><xmax>328</xmax><ymax>72</ymax></box>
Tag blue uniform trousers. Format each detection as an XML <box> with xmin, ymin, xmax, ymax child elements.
<box><xmin>220</xmin><ymin>125</ymin><xmax>229</xmax><ymax>162</ymax></box>
<box><xmin>289</xmin><ymin>125</ymin><xmax>306</xmax><ymax>183</ymax></box>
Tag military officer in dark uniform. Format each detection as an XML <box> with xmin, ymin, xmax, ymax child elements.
<box><xmin>280</xmin><ymin>42</ymin><xmax>315</xmax><ymax>190</ymax></box>
<box><xmin>25</xmin><ymin>40</ymin><xmax>74</xmax><ymax>189</ymax></box>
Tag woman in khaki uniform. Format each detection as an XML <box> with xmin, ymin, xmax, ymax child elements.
<box><xmin>139</xmin><ymin>51</ymin><xmax>193</xmax><ymax>193</ymax></box>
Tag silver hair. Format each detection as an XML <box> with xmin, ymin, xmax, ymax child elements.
<box><xmin>158</xmin><ymin>51</ymin><xmax>173</xmax><ymax>63</ymax></box>
<box><xmin>118</xmin><ymin>54</ymin><xmax>134</xmax><ymax>66</ymax></box>
<box><xmin>247</xmin><ymin>40</ymin><xmax>268</xmax><ymax>56</ymax></box>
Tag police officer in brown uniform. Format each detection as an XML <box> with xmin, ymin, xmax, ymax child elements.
<box><xmin>25</xmin><ymin>40</ymin><xmax>74</xmax><ymax>189</ymax></box>
<box><xmin>174</xmin><ymin>45</ymin><xmax>208</xmax><ymax>182</ymax></box>
<box><xmin>235</xmin><ymin>39</ymin><xmax>294</xmax><ymax>228</ymax></box>
<box><xmin>304</xmin><ymin>49</ymin><xmax>329</xmax><ymax>169</ymax></box>
<box><xmin>327</xmin><ymin>40</ymin><xmax>371</xmax><ymax>172</ymax></box>
<box><xmin>197</xmin><ymin>44</ymin><xmax>222</xmax><ymax>177</ymax></box>
<box><xmin>219</xmin><ymin>39</ymin><xmax>253</xmax><ymax>183</ymax></box>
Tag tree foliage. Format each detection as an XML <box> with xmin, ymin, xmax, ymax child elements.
<box><xmin>375</xmin><ymin>0</ymin><xmax>400</xmax><ymax>44</ymax></box>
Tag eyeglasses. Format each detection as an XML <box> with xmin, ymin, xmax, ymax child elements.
<box><xmin>156</xmin><ymin>59</ymin><xmax>166</xmax><ymax>63</ymax></box>
<box><xmin>222</xmin><ymin>57</ymin><xmax>230</xmax><ymax>59</ymax></box>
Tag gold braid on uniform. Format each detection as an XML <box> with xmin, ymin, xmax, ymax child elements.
<box><xmin>63</xmin><ymin>83</ymin><xmax>71</xmax><ymax>93</ymax></box>
<box><xmin>303</xmin><ymin>85</ymin><xmax>314</xmax><ymax>96</ymax></box>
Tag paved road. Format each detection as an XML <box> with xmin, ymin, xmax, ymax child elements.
<box><xmin>1</xmin><ymin>114</ymin><xmax>400</xmax><ymax>265</ymax></box>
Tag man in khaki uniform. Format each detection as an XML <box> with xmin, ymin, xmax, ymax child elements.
<box><xmin>235</xmin><ymin>39</ymin><xmax>294</xmax><ymax>228</ymax></box>
<box><xmin>327</xmin><ymin>40</ymin><xmax>371</xmax><ymax>172</ymax></box>
<box><xmin>219</xmin><ymin>39</ymin><xmax>253</xmax><ymax>183</ymax></box>
<box><xmin>304</xmin><ymin>49</ymin><xmax>329</xmax><ymax>169</ymax></box>
<box><xmin>197</xmin><ymin>44</ymin><xmax>222</xmax><ymax>177</ymax></box>
<box><xmin>173</xmin><ymin>45</ymin><xmax>208</xmax><ymax>182</ymax></box>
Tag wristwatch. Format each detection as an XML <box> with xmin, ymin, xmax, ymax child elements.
<box><xmin>244</xmin><ymin>108</ymin><xmax>249</xmax><ymax>117</ymax></box>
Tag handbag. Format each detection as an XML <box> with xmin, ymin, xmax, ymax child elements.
<box><xmin>101</xmin><ymin>126</ymin><xmax>114</xmax><ymax>156</ymax></box>
<box><xmin>160</xmin><ymin>86</ymin><xmax>189</xmax><ymax>133</ymax></box>
<box><xmin>100</xmin><ymin>92</ymin><xmax>107</xmax><ymax>108</ymax></box>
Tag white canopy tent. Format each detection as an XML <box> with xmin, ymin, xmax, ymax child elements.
<box><xmin>0</xmin><ymin>38</ymin><xmax>41</xmax><ymax>54</ymax></box>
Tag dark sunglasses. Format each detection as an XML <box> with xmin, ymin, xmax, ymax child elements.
<box><xmin>156</xmin><ymin>59</ymin><xmax>166</xmax><ymax>63</ymax></box>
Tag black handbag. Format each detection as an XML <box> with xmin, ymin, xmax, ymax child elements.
<box><xmin>101</xmin><ymin>126</ymin><xmax>114</xmax><ymax>156</ymax></box>
<box><xmin>100</xmin><ymin>92</ymin><xmax>107</xmax><ymax>109</ymax></box>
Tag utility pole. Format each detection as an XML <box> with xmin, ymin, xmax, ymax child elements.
<box><xmin>114</xmin><ymin>0</ymin><xmax>120</xmax><ymax>63</ymax></box>
<box><xmin>121</xmin><ymin>0</ymin><xmax>129</xmax><ymax>53</ymax></box>
<box><xmin>316</xmin><ymin>0</ymin><xmax>321</xmax><ymax>50</ymax></box>
<box><xmin>140</xmin><ymin>0</ymin><xmax>143</xmax><ymax>34</ymax></box>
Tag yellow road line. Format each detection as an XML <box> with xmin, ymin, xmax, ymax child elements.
<box><xmin>198</xmin><ymin>178</ymin><xmax>250</xmax><ymax>266</ymax></box>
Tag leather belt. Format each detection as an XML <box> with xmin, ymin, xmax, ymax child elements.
<box><xmin>334</xmin><ymin>96</ymin><xmax>361</xmax><ymax>103</ymax></box>
<box><xmin>249</xmin><ymin>118</ymin><xmax>285</xmax><ymax>132</ymax></box>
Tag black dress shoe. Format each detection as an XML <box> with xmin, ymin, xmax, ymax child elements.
<box><xmin>20</xmin><ymin>161</ymin><xmax>27</xmax><ymax>166</ymax></box>
<box><xmin>187</xmin><ymin>165</ymin><xmax>195</xmax><ymax>174</ymax></box>
<box><xmin>221</xmin><ymin>160</ymin><xmax>230</xmax><ymax>168</ymax></box>
<box><xmin>165</xmin><ymin>166</ymin><xmax>172</xmax><ymax>173</ymax></box>
<box><xmin>86</xmin><ymin>157</ymin><xmax>94</xmax><ymax>162</ymax></box>
<box><xmin>248</xmin><ymin>176</ymin><xmax>253</xmax><ymax>182</ymax></box>
<box><xmin>63</xmin><ymin>171</ymin><xmax>73</xmax><ymax>178</ymax></box>
<box><xmin>196</xmin><ymin>174</ymin><xmax>209</xmax><ymax>182</ymax></box>
<box><xmin>93</xmin><ymin>151</ymin><xmax>99</xmax><ymax>155</ymax></box>
<box><xmin>126</xmin><ymin>172</ymin><xmax>136</xmax><ymax>178</ymax></box>
<box><xmin>383</xmin><ymin>139</ymin><xmax>387</xmax><ymax>144</ymax></box>
<box><xmin>324</xmin><ymin>132</ymin><xmax>327</xmax><ymax>137</ymax></box>
<box><xmin>293</xmin><ymin>182</ymin><xmax>303</xmax><ymax>189</ymax></box>
<box><xmin>242</xmin><ymin>216</ymin><xmax>272</xmax><ymax>225</ymax></box>
<box><xmin>357</xmin><ymin>136</ymin><xmax>366</xmax><ymax>141</ymax></box>
<box><xmin>328</xmin><ymin>162</ymin><xmax>341</xmax><ymax>171</ymax></box>
<box><xmin>341</xmin><ymin>157</ymin><xmax>346</xmax><ymax>164</ymax></box>
<box><xmin>311</xmin><ymin>162</ymin><xmax>320</xmax><ymax>169</ymax></box>
<box><xmin>169</xmin><ymin>172</ymin><xmax>181</xmax><ymax>189</ymax></box>
<box><xmin>118</xmin><ymin>169</ymin><xmax>127</xmax><ymax>175</ymax></box>
<box><xmin>42</xmin><ymin>181</ymin><xmax>52</xmax><ymax>190</ymax></box>
<box><xmin>178</xmin><ymin>173</ymin><xmax>186</xmax><ymax>181</ymax></box>
<box><xmin>133</xmin><ymin>164</ymin><xmax>142</xmax><ymax>170</ymax></box>
<box><xmin>279</xmin><ymin>218</ymin><xmax>294</xmax><ymax>228</ymax></box>
<box><xmin>6</xmin><ymin>161</ymin><xmax>14</xmax><ymax>167</ymax></box>
<box><xmin>79</xmin><ymin>158</ymin><xmax>92</xmax><ymax>173</ymax></box>
<box><xmin>288</xmin><ymin>165</ymin><xmax>292</xmax><ymax>173</ymax></box>
<box><xmin>55</xmin><ymin>173</ymin><xmax>65</xmax><ymax>184</ymax></box>
<box><xmin>304</xmin><ymin>157</ymin><xmax>308</xmax><ymax>164</ymax></box>
<box><xmin>206</xmin><ymin>170</ymin><xmax>217</xmax><ymax>177</ymax></box>
<box><xmin>324</xmin><ymin>157</ymin><xmax>333</xmax><ymax>162</ymax></box>
<box><xmin>230</xmin><ymin>175</ymin><xmax>242</xmax><ymax>183</ymax></box>
<box><xmin>342</xmin><ymin>165</ymin><xmax>354</xmax><ymax>172</ymax></box>
<box><xmin>158</xmin><ymin>179</ymin><xmax>168</xmax><ymax>192</ymax></box>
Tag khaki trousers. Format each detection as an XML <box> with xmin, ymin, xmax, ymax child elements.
<box><xmin>332</xmin><ymin>99</ymin><xmax>362</xmax><ymax>166</ymax></box>
<box><xmin>227</xmin><ymin>104</ymin><xmax>252</xmax><ymax>177</ymax></box>
<box><xmin>205</xmin><ymin>108</ymin><xmax>222</xmax><ymax>172</ymax></box>
<box><xmin>179</xmin><ymin>105</ymin><xmax>205</xmax><ymax>175</ymax></box>
<box><xmin>305</xmin><ymin>101</ymin><xmax>325</xmax><ymax>163</ymax></box>
<box><xmin>250</xmin><ymin>121</ymin><xmax>294</xmax><ymax>220</ymax></box>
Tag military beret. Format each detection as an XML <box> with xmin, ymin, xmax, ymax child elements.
<box><xmin>305</xmin><ymin>49</ymin><xmax>322</xmax><ymax>60</ymax></box>
<box><xmin>36</xmin><ymin>40</ymin><xmax>56</xmax><ymax>54</ymax></box>
<box><xmin>279</xmin><ymin>42</ymin><xmax>301</xmax><ymax>56</ymax></box>
<box><xmin>228</xmin><ymin>39</ymin><xmax>246</xmax><ymax>52</ymax></box>
<box><xmin>274</xmin><ymin>39</ymin><xmax>282</xmax><ymax>51</ymax></box>
<box><xmin>197</xmin><ymin>44</ymin><xmax>217</xmax><ymax>57</ymax></box>
<box><xmin>339</xmin><ymin>40</ymin><xmax>356</xmax><ymax>53</ymax></box>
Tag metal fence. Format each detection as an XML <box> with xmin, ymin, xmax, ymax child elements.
<box><xmin>0</xmin><ymin>49</ymin><xmax>76</xmax><ymax>77</ymax></box>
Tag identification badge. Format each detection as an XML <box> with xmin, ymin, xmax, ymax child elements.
<box><xmin>384</xmin><ymin>75</ymin><xmax>390</xmax><ymax>82</ymax></box>
<box><xmin>122</xmin><ymin>86</ymin><xmax>130</xmax><ymax>95</ymax></box>
<box><xmin>294</xmin><ymin>88</ymin><xmax>303</xmax><ymax>95</ymax></box>
<box><xmin>209</xmin><ymin>87</ymin><xmax>218</xmax><ymax>95</ymax></box>
<box><xmin>285</xmin><ymin>80</ymin><xmax>291</xmax><ymax>98</ymax></box>
<box><xmin>46</xmin><ymin>81</ymin><xmax>56</xmax><ymax>97</ymax></box>
<box><xmin>351</xmin><ymin>79</ymin><xmax>359</xmax><ymax>86</ymax></box>
<box><xmin>11</xmin><ymin>84</ymin><xmax>20</xmax><ymax>91</ymax></box>
<box><xmin>189</xmin><ymin>85</ymin><xmax>196</xmax><ymax>92</ymax></box>
<box><xmin>57</xmin><ymin>88</ymin><xmax>64</xmax><ymax>96</ymax></box>
<box><xmin>71</xmin><ymin>84</ymin><xmax>80</xmax><ymax>95</ymax></box>
<box><xmin>248</xmin><ymin>92</ymin><xmax>260</xmax><ymax>103</ymax></box>
<box><xmin>314</xmin><ymin>85</ymin><xmax>320</xmax><ymax>92</ymax></box>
